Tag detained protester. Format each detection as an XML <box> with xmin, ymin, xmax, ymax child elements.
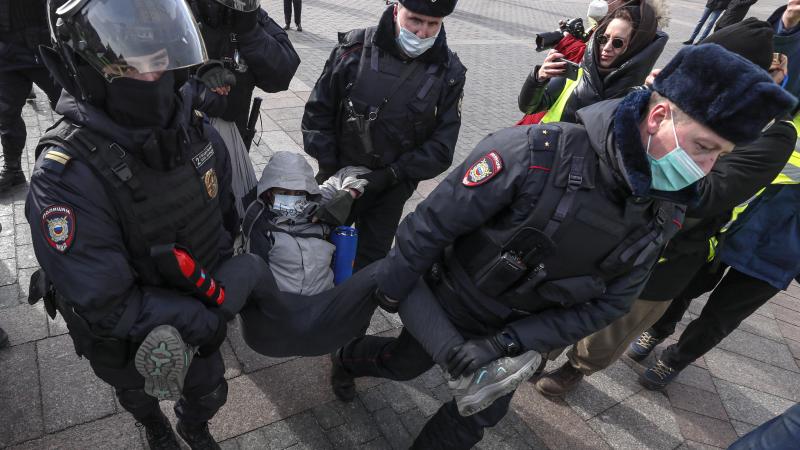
<box><xmin>0</xmin><ymin>0</ymin><xmax>61</xmax><ymax>192</ymax></box>
<box><xmin>535</xmin><ymin>18</ymin><xmax>799</xmax><ymax>397</ymax></box>
<box><xmin>302</xmin><ymin>0</ymin><xmax>466</xmax><ymax>270</ymax></box>
<box><xmin>189</xmin><ymin>0</ymin><xmax>301</xmax><ymax>215</ymax></box>
<box><xmin>329</xmin><ymin>44</ymin><xmax>795</xmax><ymax>448</ymax></box>
<box><xmin>26</xmin><ymin>1</ymin><xmax>273</xmax><ymax>448</ymax></box>
<box><xmin>518</xmin><ymin>0</ymin><xmax>668</xmax><ymax>124</ymax></box>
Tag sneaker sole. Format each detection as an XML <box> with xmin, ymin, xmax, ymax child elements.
<box><xmin>135</xmin><ymin>325</ymin><xmax>191</xmax><ymax>401</ymax></box>
<box><xmin>457</xmin><ymin>353</ymin><xmax>542</xmax><ymax>417</ymax></box>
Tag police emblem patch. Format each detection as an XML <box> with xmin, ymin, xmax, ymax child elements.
<box><xmin>204</xmin><ymin>168</ymin><xmax>219</xmax><ymax>199</ymax></box>
<box><xmin>41</xmin><ymin>204</ymin><xmax>76</xmax><ymax>253</ymax></box>
<box><xmin>462</xmin><ymin>150</ymin><xmax>503</xmax><ymax>187</ymax></box>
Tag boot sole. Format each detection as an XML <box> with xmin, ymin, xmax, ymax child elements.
<box><xmin>135</xmin><ymin>325</ymin><xmax>192</xmax><ymax>401</ymax></box>
<box><xmin>456</xmin><ymin>353</ymin><xmax>542</xmax><ymax>417</ymax></box>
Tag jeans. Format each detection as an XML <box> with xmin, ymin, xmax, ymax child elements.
<box><xmin>729</xmin><ymin>403</ymin><xmax>800</xmax><ymax>450</ymax></box>
<box><xmin>687</xmin><ymin>8</ymin><xmax>723</xmax><ymax>43</ymax></box>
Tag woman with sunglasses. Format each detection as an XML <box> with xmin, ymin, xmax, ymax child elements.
<box><xmin>518</xmin><ymin>0</ymin><xmax>668</xmax><ymax>124</ymax></box>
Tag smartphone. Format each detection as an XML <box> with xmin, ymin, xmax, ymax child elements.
<box><xmin>557</xmin><ymin>58</ymin><xmax>580</xmax><ymax>80</ymax></box>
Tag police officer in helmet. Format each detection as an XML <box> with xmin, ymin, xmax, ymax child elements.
<box><xmin>0</xmin><ymin>0</ymin><xmax>61</xmax><ymax>192</ymax></box>
<box><xmin>330</xmin><ymin>44</ymin><xmax>796</xmax><ymax>448</ymax></box>
<box><xmin>302</xmin><ymin>0</ymin><xmax>466</xmax><ymax>270</ymax></box>
<box><xmin>26</xmin><ymin>0</ymin><xmax>267</xmax><ymax>448</ymax></box>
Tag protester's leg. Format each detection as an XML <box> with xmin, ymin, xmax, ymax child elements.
<box><xmin>687</xmin><ymin>7</ymin><xmax>713</xmax><ymax>42</ymax></box>
<box><xmin>174</xmin><ymin>351</ymin><xmax>227</xmax><ymax>425</ymax></box>
<box><xmin>412</xmin><ymin>392</ymin><xmax>514</xmax><ymax>450</ymax></box>
<box><xmin>0</xmin><ymin>70</ymin><xmax>32</xmax><ymax>191</ymax></box>
<box><xmin>293</xmin><ymin>0</ymin><xmax>302</xmax><ymax>26</ymax></box>
<box><xmin>339</xmin><ymin>327</ymin><xmax>436</xmax><ymax>380</ymax></box>
<box><xmin>29</xmin><ymin>67</ymin><xmax>61</xmax><ymax>109</ymax></box>
<box><xmin>729</xmin><ymin>404</ymin><xmax>800</xmax><ymax>450</ymax></box>
<box><xmin>660</xmin><ymin>268</ymin><xmax>780</xmax><ymax>371</ymax></box>
<box><xmin>351</xmin><ymin>181</ymin><xmax>416</xmax><ymax>271</ymax></box>
<box><xmin>282</xmin><ymin>0</ymin><xmax>292</xmax><ymax>27</ymax></box>
<box><xmin>697</xmin><ymin>9</ymin><xmax>723</xmax><ymax>42</ymax></box>
<box><xmin>568</xmin><ymin>298</ymin><xmax>672</xmax><ymax>374</ymax></box>
<box><xmin>649</xmin><ymin>263</ymin><xmax>727</xmax><ymax>338</ymax></box>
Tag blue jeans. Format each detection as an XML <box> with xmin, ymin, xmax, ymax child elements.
<box><xmin>687</xmin><ymin>8</ymin><xmax>723</xmax><ymax>43</ymax></box>
<box><xmin>729</xmin><ymin>404</ymin><xmax>800</xmax><ymax>449</ymax></box>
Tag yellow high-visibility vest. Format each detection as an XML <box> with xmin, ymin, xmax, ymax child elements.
<box><xmin>540</xmin><ymin>68</ymin><xmax>584</xmax><ymax>124</ymax></box>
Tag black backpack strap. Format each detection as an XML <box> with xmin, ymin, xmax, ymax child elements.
<box><xmin>241</xmin><ymin>199</ymin><xmax>267</xmax><ymax>252</ymax></box>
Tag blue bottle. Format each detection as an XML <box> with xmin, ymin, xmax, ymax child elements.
<box><xmin>331</xmin><ymin>226</ymin><xmax>358</xmax><ymax>285</ymax></box>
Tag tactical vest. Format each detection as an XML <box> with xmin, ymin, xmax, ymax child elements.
<box><xmin>540</xmin><ymin>68</ymin><xmax>584</xmax><ymax>124</ymax></box>
<box><xmin>36</xmin><ymin>118</ymin><xmax>225</xmax><ymax>287</ymax></box>
<box><xmin>338</xmin><ymin>27</ymin><xmax>447</xmax><ymax>169</ymax></box>
<box><xmin>448</xmin><ymin>124</ymin><xmax>680</xmax><ymax>316</ymax></box>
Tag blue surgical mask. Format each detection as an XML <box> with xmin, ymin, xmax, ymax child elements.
<box><xmin>396</xmin><ymin>25</ymin><xmax>439</xmax><ymax>58</ymax></box>
<box><xmin>647</xmin><ymin>111</ymin><xmax>706</xmax><ymax>192</ymax></box>
<box><xmin>272</xmin><ymin>194</ymin><xmax>308</xmax><ymax>217</ymax></box>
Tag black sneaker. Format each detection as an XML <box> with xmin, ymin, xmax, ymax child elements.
<box><xmin>330</xmin><ymin>349</ymin><xmax>356</xmax><ymax>402</ymax></box>
<box><xmin>639</xmin><ymin>359</ymin><xmax>680</xmax><ymax>390</ymax></box>
<box><xmin>625</xmin><ymin>330</ymin><xmax>665</xmax><ymax>362</ymax></box>
<box><xmin>0</xmin><ymin>327</ymin><xmax>9</xmax><ymax>349</ymax></box>
<box><xmin>449</xmin><ymin>351</ymin><xmax>542</xmax><ymax>416</ymax></box>
<box><xmin>135</xmin><ymin>325</ymin><xmax>194</xmax><ymax>401</ymax></box>
<box><xmin>137</xmin><ymin>411</ymin><xmax>180</xmax><ymax>450</ymax></box>
<box><xmin>296</xmin><ymin>24</ymin><xmax>303</xmax><ymax>32</ymax></box>
<box><xmin>176</xmin><ymin>421</ymin><xmax>220</xmax><ymax>450</ymax></box>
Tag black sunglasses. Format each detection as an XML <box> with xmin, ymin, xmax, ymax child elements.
<box><xmin>597</xmin><ymin>35</ymin><xmax>626</xmax><ymax>49</ymax></box>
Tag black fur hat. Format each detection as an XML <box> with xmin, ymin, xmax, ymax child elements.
<box><xmin>398</xmin><ymin>0</ymin><xmax>457</xmax><ymax>17</ymax></box>
<box><xmin>653</xmin><ymin>43</ymin><xmax>797</xmax><ymax>145</ymax></box>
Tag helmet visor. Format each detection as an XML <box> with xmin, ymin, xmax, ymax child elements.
<box><xmin>212</xmin><ymin>0</ymin><xmax>260</xmax><ymax>12</ymax></box>
<box><xmin>59</xmin><ymin>0</ymin><xmax>207</xmax><ymax>81</ymax></box>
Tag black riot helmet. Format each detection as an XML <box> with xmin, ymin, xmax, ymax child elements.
<box><xmin>44</xmin><ymin>0</ymin><xmax>206</xmax><ymax>100</ymax></box>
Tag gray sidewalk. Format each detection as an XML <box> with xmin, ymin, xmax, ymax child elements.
<box><xmin>1</xmin><ymin>0</ymin><xmax>798</xmax><ymax>448</ymax></box>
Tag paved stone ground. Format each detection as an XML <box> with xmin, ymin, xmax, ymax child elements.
<box><xmin>1</xmin><ymin>0</ymin><xmax>798</xmax><ymax>448</ymax></box>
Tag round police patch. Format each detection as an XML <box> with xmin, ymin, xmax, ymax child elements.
<box><xmin>462</xmin><ymin>150</ymin><xmax>503</xmax><ymax>187</ymax></box>
<box><xmin>41</xmin><ymin>205</ymin><xmax>76</xmax><ymax>254</ymax></box>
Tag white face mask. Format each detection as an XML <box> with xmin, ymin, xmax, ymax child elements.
<box><xmin>396</xmin><ymin>25</ymin><xmax>439</xmax><ymax>58</ymax></box>
<box><xmin>272</xmin><ymin>194</ymin><xmax>308</xmax><ymax>217</ymax></box>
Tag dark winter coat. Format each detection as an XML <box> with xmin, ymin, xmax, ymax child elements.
<box><xmin>706</xmin><ymin>0</ymin><xmax>732</xmax><ymax>11</ymax></box>
<box><xmin>769</xmin><ymin>5</ymin><xmax>800</xmax><ymax>108</ymax></box>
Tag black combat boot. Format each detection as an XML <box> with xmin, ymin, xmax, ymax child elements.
<box><xmin>137</xmin><ymin>410</ymin><xmax>180</xmax><ymax>450</ymax></box>
<box><xmin>330</xmin><ymin>349</ymin><xmax>356</xmax><ymax>402</ymax></box>
<box><xmin>0</xmin><ymin>159</ymin><xmax>25</xmax><ymax>192</ymax></box>
<box><xmin>176</xmin><ymin>420</ymin><xmax>221</xmax><ymax>450</ymax></box>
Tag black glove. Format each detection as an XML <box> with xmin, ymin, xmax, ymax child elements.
<box><xmin>314</xmin><ymin>190</ymin><xmax>355</xmax><ymax>226</ymax></box>
<box><xmin>196</xmin><ymin>310</ymin><xmax>228</xmax><ymax>358</ymax></box>
<box><xmin>446</xmin><ymin>333</ymin><xmax>519</xmax><ymax>378</ymax></box>
<box><xmin>315</xmin><ymin>166</ymin><xmax>338</xmax><ymax>184</ymax></box>
<box><xmin>196</xmin><ymin>60</ymin><xmax>237</xmax><ymax>90</ymax></box>
<box><xmin>231</xmin><ymin>9</ymin><xmax>259</xmax><ymax>34</ymax></box>
<box><xmin>357</xmin><ymin>168</ymin><xmax>398</xmax><ymax>195</ymax></box>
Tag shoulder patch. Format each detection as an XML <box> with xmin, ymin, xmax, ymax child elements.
<box><xmin>41</xmin><ymin>204</ymin><xmax>76</xmax><ymax>253</ymax></box>
<box><xmin>44</xmin><ymin>150</ymin><xmax>72</xmax><ymax>165</ymax></box>
<box><xmin>462</xmin><ymin>150</ymin><xmax>503</xmax><ymax>187</ymax></box>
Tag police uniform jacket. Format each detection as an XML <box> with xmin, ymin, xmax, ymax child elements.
<box><xmin>194</xmin><ymin>5</ymin><xmax>301</xmax><ymax>135</ymax></box>
<box><xmin>376</xmin><ymin>91</ymin><xmax>688</xmax><ymax>353</ymax></box>
<box><xmin>301</xmin><ymin>5</ymin><xmax>466</xmax><ymax>181</ymax></box>
<box><xmin>25</xmin><ymin>87</ymin><xmax>238</xmax><ymax>347</ymax></box>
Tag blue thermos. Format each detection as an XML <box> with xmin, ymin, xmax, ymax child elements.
<box><xmin>331</xmin><ymin>226</ymin><xmax>358</xmax><ymax>285</ymax></box>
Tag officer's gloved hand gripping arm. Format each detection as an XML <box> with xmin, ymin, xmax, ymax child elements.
<box><xmin>26</xmin><ymin>156</ymin><xmax>225</xmax><ymax>350</ymax></box>
<box><xmin>236</xmin><ymin>9</ymin><xmax>300</xmax><ymax>93</ymax></box>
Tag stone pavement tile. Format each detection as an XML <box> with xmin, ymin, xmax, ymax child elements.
<box><xmin>366</xmin><ymin>310</ymin><xmax>393</xmax><ymax>335</ymax></box>
<box><xmin>378</xmin><ymin>381</ymin><xmax>418</xmax><ymax>414</ymax></box>
<box><xmin>210</xmin><ymin>355</ymin><xmax>336</xmax><ymax>440</ymax></box>
<box><xmin>16</xmin><ymin>267</ymin><xmax>38</xmax><ymax>300</ymax></box>
<box><xmin>715</xmin><ymin>329</ymin><xmax>799</xmax><ymax>373</ymax></box>
<box><xmin>730</xmin><ymin>420</ymin><xmax>757</xmax><ymax>437</ymax></box>
<box><xmin>312</xmin><ymin>401</ymin><xmax>348</xmax><ymax>430</ymax></box>
<box><xmin>356</xmin><ymin>437</ymin><xmax>392</xmax><ymax>449</ymax></box>
<box><xmin>220</xmin><ymin>339</ymin><xmax>243</xmax><ymax>380</ymax></box>
<box><xmin>0</xmin><ymin>257</ymin><xmax>17</xmax><ymax>286</ymax></box>
<box><xmin>294</xmin><ymin>91</ymin><xmax>311</xmax><ymax>102</ymax></box>
<box><xmin>0</xmin><ymin>343</ymin><xmax>43</xmax><ymax>447</ymax></box>
<box><xmin>373</xmin><ymin>407</ymin><xmax>413</xmax><ymax>450</ymax></box>
<box><xmin>399</xmin><ymin>408</ymin><xmax>428</xmax><ymax>438</ymax></box>
<box><xmin>38</xmin><ymin>334</ymin><xmax>116</xmax><ymax>432</ymax></box>
<box><xmin>705</xmin><ymin>348</ymin><xmax>800</xmax><ymax>401</ymax></box>
<box><xmin>277</xmin><ymin>119</ymin><xmax>303</xmax><ymax>133</ymax></box>
<box><xmin>0</xmin><ymin>201</ymin><xmax>12</xmax><ymax>216</ymax></box>
<box><xmin>16</xmin><ymin>243</ymin><xmax>38</xmax><ymax>269</ymax></box>
<box><xmin>0</xmin><ymin>214</ymin><xmax>13</xmax><ymax>237</ymax></box>
<box><xmin>263</xmin><ymin>96</ymin><xmax>306</xmax><ymax>110</ymax></box>
<box><xmin>587</xmin><ymin>390</ymin><xmax>683</xmax><ymax>450</ymax></box>
<box><xmin>401</xmin><ymin>381</ymin><xmax>443</xmax><ymax>416</ymax></box>
<box><xmin>714</xmin><ymin>378</ymin><xmax>795</xmax><ymax>426</ymax></box>
<box><xmin>502</xmin><ymin>411</ymin><xmax>549</xmax><ymax>449</ymax></box>
<box><xmin>770</xmin><ymin>292</ymin><xmax>800</xmax><ymax>313</ymax></box>
<box><xmin>226</xmin><ymin>319</ymin><xmax>298</xmax><ymax>373</ymax></box>
<box><xmin>263</xmin><ymin>130</ymin><xmax>304</xmax><ymax>153</ymax></box>
<box><xmin>0</xmin><ymin>302</ymin><xmax>47</xmax><ymax>346</ymax></box>
<box><xmin>9</xmin><ymin>413</ymin><xmax>143</xmax><ymax>450</ymax></box>
<box><xmin>771</xmin><ymin>303</ymin><xmax>800</xmax><ymax>327</ymax></box>
<box><xmin>511</xmin><ymin>383</ymin><xmax>610</xmax><ymax>450</ymax></box>
<box><xmin>673</xmin><ymin>407</ymin><xmax>738</xmax><ymax>448</ymax></box>
<box><xmin>219</xmin><ymin>438</ymin><xmax>240</xmax><ymax>450</ymax></box>
<box><xmin>787</xmin><ymin>339</ymin><xmax>800</xmax><ymax>360</ymax></box>
<box><xmin>680</xmin><ymin>441</ymin><xmax>724</xmax><ymax>450</ymax></box>
<box><xmin>265</xmin><ymin>106</ymin><xmax>305</xmax><ymax>122</ymax></box>
<box><xmin>238</xmin><ymin>419</ymin><xmax>298</xmax><ymax>450</ymax></box>
<box><xmin>324</xmin><ymin>400</ymin><xmax>382</xmax><ymax>449</ymax></box>
<box><xmin>738</xmin><ymin>313</ymin><xmax>784</xmax><ymax>343</ymax></box>
<box><xmin>359</xmin><ymin>386</ymin><xmax>390</xmax><ymax>413</ymax></box>
<box><xmin>47</xmin><ymin>313</ymin><xmax>69</xmax><ymax>337</ymax></box>
<box><xmin>564</xmin><ymin>358</ymin><xmax>643</xmax><ymax>420</ymax></box>
<box><xmin>777</xmin><ymin>320</ymin><xmax>800</xmax><ymax>344</ymax></box>
<box><xmin>15</xmin><ymin>223</ymin><xmax>31</xmax><ymax>245</ymax></box>
<box><xmin>0</xmin><ymin>283</ymin><xmax>19</xmax><ymax>308</ymax></box>
<box><xmin>283</xmin><ymin>412</ymin><xmax>334</xmax><ymax>449</ymax></box>
<box><xmin>0</xmin><ymin>234</ymin><xmax>13</xmax><ymax>259</ymax></box>
<box><xmin>783</xmin><ymin>282</ymin><xmax>800</xmax><ymax>300</ymax></box>
<box><xmin>666</xmin><ymin>382</ymin><xmax>728</xmax><ymax>420</ymax></box>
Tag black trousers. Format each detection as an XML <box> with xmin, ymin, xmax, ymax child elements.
<box><xmin>339</xmin><ymin>278</ymin><xmax>511</xmax><ymax>449</ymax></box>
<box><xmin>90</xmin><ymin>349</ymin><xmax>227</xmax><ymax>425</ymax></box>
<box><xmin>349</xmin><ymin>180</ymin><xmax>416</xmax><ymax>271</ymax></box>
<box><xmin>650</xmin><ymin>264</ymin><xmax>780</xmax><ymax>370</ymax></box>
<box><xmin>283</xmin><ymin>0</ymin><xmax>302</xmax><ymax>26</ymax></box>
<box><xmin>714</xmin><ymin>0</ymin><xmax>757</xmax><ymax>31</ymax></box>
<box><xmin>0</xmin><ymin>67</ymin><xmax>60</xmax><ymax>162</ymax></box>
